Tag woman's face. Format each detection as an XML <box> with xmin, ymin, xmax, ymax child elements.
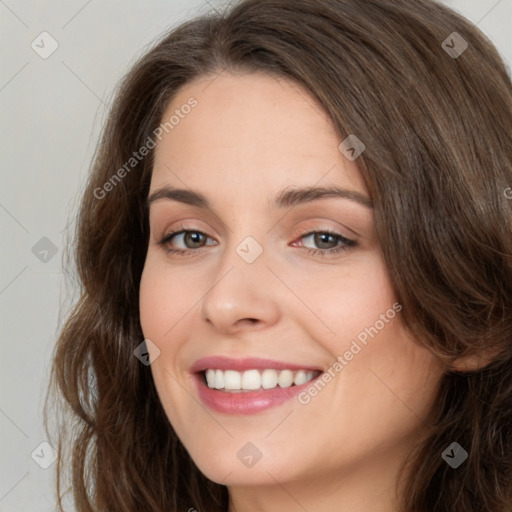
<box><xmin>139</xmin><ymin>71</ymin><xmax>445</xmax><ymax>498</ymax></box>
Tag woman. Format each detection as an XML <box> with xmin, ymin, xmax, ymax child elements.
<box><xmin>46</xmin><ymin>0</ymin><xmax>512</xmax><ymax>511</ymax></box>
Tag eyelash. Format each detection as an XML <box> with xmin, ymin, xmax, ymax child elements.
<box><xmin>157</xmin><ymin>225</ymin><xmax>357</xmax><ymax>258</ymax></box>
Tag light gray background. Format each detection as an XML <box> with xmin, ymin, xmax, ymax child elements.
<box><xmin>0</xmin><ymin>1</ymin><xmax>510</xmax><ymax>510</ymax></box>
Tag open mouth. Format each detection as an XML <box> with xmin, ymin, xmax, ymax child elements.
<box><xmin>201</xmin><ymin>368</ymin><xmax>322</xmax><ymax>392</ymax></box>
<box><xmin>190</xmin><ymin>356</ymin><xmax>325</xmax><ymax>414</ymax></box>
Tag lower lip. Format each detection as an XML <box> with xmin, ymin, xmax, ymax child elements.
<box><xmin>193</xmin><ymin>372</ymin><xmax>321</xmax><ymax>415</ymax></box>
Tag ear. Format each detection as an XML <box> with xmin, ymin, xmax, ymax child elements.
<box><xmin>449</xmin><ymin>351</ymin><xmax>496</xmax><ymax>372</ymax></box>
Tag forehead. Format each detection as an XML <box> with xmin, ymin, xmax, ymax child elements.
<box><xmin>151</xmin><ymin>71</ymin><xmax>366</xmax><ymax>198</ymax></box>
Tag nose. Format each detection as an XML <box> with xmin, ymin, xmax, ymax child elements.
<box><xmin>200</xmin><ymin>240</ymin><xmax>282</xmax><ymax>334</ymax></box>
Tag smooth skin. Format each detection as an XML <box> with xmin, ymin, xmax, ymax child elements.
<box><xmin>139</xmin><ymin>70</ymin><xmax>447</xmax><ymax>512</ymax></box>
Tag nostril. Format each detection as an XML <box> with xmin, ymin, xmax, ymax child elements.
<box><xmin>236</xmin><ymin>318</ymin><xmax>259</xmax><ymax>327</ymax></box>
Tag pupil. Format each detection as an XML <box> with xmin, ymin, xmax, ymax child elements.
<box><xmin>186</xmin><ymin>232</ymin><xmax>203</xmax><ymax>248</ymax></box>
<box><xmin>315</xmin><ymin>233</ymin><xmax>335</xmax><ymax>249</ymax></box>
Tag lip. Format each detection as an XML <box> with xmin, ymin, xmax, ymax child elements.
<box><xmin>190</xmin><ymin>356</ymin><xmax>323</xmax><ymax>415</ymax></box>
<box><xmin>190</xmin><ymin>356</ymin><xmax>323</xmax><ymax>373</ymax></box>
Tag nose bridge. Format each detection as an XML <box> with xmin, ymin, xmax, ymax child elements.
<box><xmin>199</xmin><ymin>229</ymin><xmax>282</xmax><ymax>331</ymax></box>
<box><xmin>216</xmin><ymin>210</ymin><xmax>271</xmax><ymax>278</ymax></box>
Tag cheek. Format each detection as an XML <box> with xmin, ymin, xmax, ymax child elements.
<box><xmin>139</xmin><ymin>267</ymin><xmax>167</xmax><ymax>341</ymax></box>
<box><xmin>139</xmin><ymin>259</ymin><xmax>195</xmax><ymax>424</ymax></box>
<box><xmin>288</xmin><ymin>252</ymin><xmax>397</xmax><ymax>353</ymax></box>
<box><xmin>139</xmin><ymin>256</ymin><xmax>199</xmax><ymax>341</ymax></box>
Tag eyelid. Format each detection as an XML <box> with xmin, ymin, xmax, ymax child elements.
<box><xmin>290</xmin><ymin>223</ymin><xmax>356</xmax><ymax>243</ymax></box>
<box><xmin>158</xmin><ymin>226</ymin><xmax>217</xmax><ymax>247</ymax></box>
<box><xmin>157</xmin><ymin>220</ymin><xmax>216</xmax><ymax>241</ymax></box>
<box><xmin>157</xmin><ymin>223</ymin><xmax>358</xmax><ymax>260</ymax></box>
<box><xmin>290</xmin><ymin>228</ymin><xmax>357</xmax><ymax>252</ymax></box>
<box><xmin>157</xmin><ymin>223</ymin><xmax>355</xmax><ymax>244</ymax></box>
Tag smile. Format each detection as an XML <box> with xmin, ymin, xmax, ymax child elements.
<box><xmin>190</xmin><ymin>356</ymin><xmax>324</xmax><ymax>414</ymax></box>
<box><xmin>204</xmin><ymin>368</ymin><xmax>319</xmax><ymax>391</ymax></box>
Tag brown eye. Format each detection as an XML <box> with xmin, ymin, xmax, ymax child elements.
<box><xmin>158</xmin><ymin>229</ymin><xmax>217</xmax><ymax>256</ymax></box>
<box><xmin>181</xmin><ymin>231</ymin><xmax>206</xmax><ymax>249</ymax></box>
<box><xmin>291</xmin><ymin>230</ymin><xmax>357</xmax><ymax>258</ymax></box>
<box><xmin>298</xmin><ymin>231</ymin><xmax>356</xmax><ymax>250</ymax></box>
<box><xmin>312</xmin><ymin>232</ymin><xmax>339</xmax><ymax>250</ymax></box>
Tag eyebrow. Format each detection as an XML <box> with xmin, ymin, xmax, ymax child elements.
<box><xmin>146</xmin><ymin>185</ymin><xmax>373</xmax><ymax>210</ymax></box>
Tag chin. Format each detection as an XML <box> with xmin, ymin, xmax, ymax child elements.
<box><xmin>183</xmin><ymin>438</ymin><xmax>298</xmax><ymax>486</ymax></box>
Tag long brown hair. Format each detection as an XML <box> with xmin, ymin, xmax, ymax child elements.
<box><xmin>46</xmin><ymin>0</ymin><xmax>512</xmax><ymax>510</ymax></box>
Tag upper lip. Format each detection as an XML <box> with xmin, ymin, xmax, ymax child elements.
<box><xmin>190</xmin><ymin>356</ymin><xmax>323</xmax><ymax>373</ymax></box>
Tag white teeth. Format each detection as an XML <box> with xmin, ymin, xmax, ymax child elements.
<box><xmin>224</xmin><ymin>370</ymin><xmax>241</xmax><ymax>390</ymax></box>
<box><xmin>277</xmin><ymin>369</ymin><xmax>294</xmax><ymax>388</ymax></box>
<box><xmin>214</xmin><ymin>369</ymin><xmax>224</xmax><ymax>389</ymax></box>
<box><xmin>203</xmin><ymin>368</ymin><xmax>318</xmax><ymax>391</ymax></box>
<box><xmin>241</xmin><ymin>369</ymin><xmax>261</xmax><ymax>390</ymax></box>
<box><xmin>293</xmin><ymin>370</ymin><xmax>307</xmax><ymax>386</ymax></box>
<box><xmin>205</xmin><ymin>369</ymin><xmax>216</xmax><ymax>388</ymax></box>
<box><xmin>261</xmin><ymin>369</ymin><xmax>278</xmax><ymax>389</ymax></box>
